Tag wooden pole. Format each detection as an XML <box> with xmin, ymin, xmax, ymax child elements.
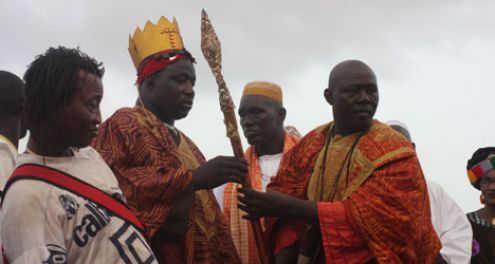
<box><xmin>200</xmin><ymin>9</ymin><xmax>271</xmax><ymax>264</ymax></box>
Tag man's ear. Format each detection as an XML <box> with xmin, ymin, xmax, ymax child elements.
<box><xmin>279</xmin><ymin>107</ymin><xmax>287</xmax><ymax>122</ymax></box>
<box><xmin>324</xmin><ymin>88</ymin><xmax>334</xmax><ymax>105</ymax></box>
<box><xmin>137</xmin><ymin>80</ymin><xmax>153</xmax><ymax>106</ymax></box>
<box><xmin>140</xmin><ymin>77</ymin><xmax>156</xmax><ymax>94</ymax></box>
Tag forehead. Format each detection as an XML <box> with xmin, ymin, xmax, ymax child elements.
<box><xmin>75</xmin><ymin>71</ymin><xmax>103</xmax><ymax>98</ymax></box>
<box><xmin>239</xmin><ymin>95</ymin><xmax>279</xmax><ymax>110</ymax></box>
<box><xmin>156</xmin><ymin>59</ymin><xmax>195</xmax><ymax>78</ymax></box>
<box><xmin>332</xmin><ymin>67</ymin><xmax>377</xmax><ymax>89</ymax></box>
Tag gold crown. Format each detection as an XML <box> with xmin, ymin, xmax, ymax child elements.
<box><xmin>128</xmin><ymin>16</ymin><xmax>184</xmax><ymax>69</ymax></box>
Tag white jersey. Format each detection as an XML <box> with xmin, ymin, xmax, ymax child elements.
<box><xmin>0</xmin><ymin>134</ymin><xmax>18</xmax><ymax>264</ymax></box>
<box><xmin>1</xmin><ymin>147</ymin><xmax>157</xmax><ymax>264</ymax></box>
<box><xmin>0</xmin><ymin>134</ymin><xmax>16</xmax><ymax>193</ymax></box>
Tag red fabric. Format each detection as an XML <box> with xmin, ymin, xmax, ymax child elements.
<box><xmin>272</xmin><ymin>223</ymin><xmax>299</xmax><ymax>255</ymax></box>
<box><xmin>267</xmin><ymin>120</ymin><xmax>441</xmax><ymax>263</ymax></box>
<box><xmin>317</xmin><ymin>202</ymin><xmax>372</xmax><ymax>263</ymax></box>
<box><xmin>2</xmin><ymin>246</ymin><xmax>8</xmax><ymax>264</ymax></box>
<box><xmin>472</xmin><ymin>165</ymin><xmax>484</xmax><ymax>178</ymax></box>
<box><xmin>6</xmin><ymin>164</ymin><xmax>144</xmax><ymax>233</ymax></box>
<box><xmin>137</xmin><ymin>52</ymin><xmax>187</xmax><ymax>85</ymax></box>
<box><xmin>92</xmin><ymin>106</ymin><xmax>239</xmax><ymax>264</ymax></box>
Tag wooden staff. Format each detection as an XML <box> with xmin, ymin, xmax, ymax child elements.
<box><xmin>200</xmin><ymin>9</ymin><xmax>270</xmax><ymax>264</ymax></box>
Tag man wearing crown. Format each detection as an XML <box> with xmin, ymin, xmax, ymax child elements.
<box><xmin>92</xmin><ymin>17</ymin><xmax>244</xmax><ymax>263</ymax></box>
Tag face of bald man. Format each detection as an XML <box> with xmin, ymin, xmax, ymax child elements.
<box><xmin>324</xmin><ymin>60</ymin><xmax>379</xmax><ymax>135</ymax></box>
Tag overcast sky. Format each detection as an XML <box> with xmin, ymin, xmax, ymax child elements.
<box><xmin>2</xmin><ymin>0</ymin><xmax>494</xmax><ymax>212</ymax></box>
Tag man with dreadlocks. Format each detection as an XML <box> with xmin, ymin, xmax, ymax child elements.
<box><xmin>92</xmin><ymin>17</ymin><xmax>244</xmax><ymax>263</ymax></box>
<box><xmin>1</xmin><ymin>47</ymin><xmax>157</xmax><ymax>263</ymax></box>
<box><xmin>238</xmin><ymin>60</ymin><xmax>441</xmax><ymax>263</ymax></box>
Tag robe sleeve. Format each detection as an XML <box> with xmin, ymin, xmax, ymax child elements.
<box><xmin>266</xmin><ymin>130</ymin><xmax>322</xmax><ymax>255</ymax></box>
<box><xmin>92</xmin><ymin>113</ymin><xmax>193</xmax><ymax>240</ymax></box>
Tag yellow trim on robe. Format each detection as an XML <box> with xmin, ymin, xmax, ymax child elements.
<box><xmin>176</xmin><ymin>132</ymin><xmax>216</xmax><ymax>241</ymax></box>
<box><xmin>307</xmin><ymin>123</ymin><xmax>374</xmax><ymax>202</ymax></box>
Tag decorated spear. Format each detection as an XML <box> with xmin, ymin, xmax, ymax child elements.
<box><xmin>200</xmin><ymin>9</ymin><xmax>270</xmax><ymax>264</ymax></box>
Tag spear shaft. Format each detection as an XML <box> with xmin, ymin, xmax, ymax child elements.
<box><xmin>200</xmin><ymin>9</ymin><xmax>270</xmax><ymax>264</ymax></box>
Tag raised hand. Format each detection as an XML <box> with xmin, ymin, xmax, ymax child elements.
<box><xmin>192</xmin><ymin>156</ymin><xmax>247</xmax><ymax>190</ymax></box>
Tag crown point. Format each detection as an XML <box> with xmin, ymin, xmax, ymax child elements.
<box><xmin>157</xmin><ymin>16</ymin><xmax>169</xmax><ymax>25</ymax></box>
<box><xmin>143</xmin><ymin>21</ymin><xmax>155</xmax><ymax>31</ymax></box>
<box><xmin>128</xmin><ymin>15</ymin><xmax>185</xmax><ymax>70</ymax></box>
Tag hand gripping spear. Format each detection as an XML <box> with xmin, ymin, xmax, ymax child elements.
<box><xmin>200</xmin><ymin>9</ymin><xmax>270</xmax><ymax>264</ymax></box>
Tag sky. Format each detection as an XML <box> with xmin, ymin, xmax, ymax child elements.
<box><xmin>1</xmin><ymin>0</ymin><xmax>495</xmax><ymax>212</ymax></box>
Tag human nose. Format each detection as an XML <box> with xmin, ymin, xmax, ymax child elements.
<box><xmin>183</xmin><ymin>80</ymin><xmax>195</xmax><ymax>96</ymax></box>
<box><xmin>357</xmin><ymin>89</ymin><xmax>372</xmax><ymax>103</ymax></box>
<box><xmin>240</xmin><ymin>114</ymin><xmax>255</xmax><ymax>129</ymax></box>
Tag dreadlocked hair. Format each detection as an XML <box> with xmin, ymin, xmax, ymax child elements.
<box><xmin>467</xmin><ymin>147</ymin><xmax>495</xmax><ymax>170</ymax></box>
<box><xmin>23</xmin><ymin>46</ymin><xmax>104</xmax><ymax>133</ymax></box>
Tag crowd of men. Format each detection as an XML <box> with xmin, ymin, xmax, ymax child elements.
<box><xmin>0</xmin><ymin>15</ymin><xmax>494</xmax><ymax>264</ymax></box>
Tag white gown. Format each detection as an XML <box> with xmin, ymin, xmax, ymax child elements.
<box><xmin>427</xmin><ymin>180</ymin><xmax>472</xmax><ymax>264</ymax></box>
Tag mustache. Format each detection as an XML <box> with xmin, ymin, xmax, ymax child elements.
<box><xmin>353</xmin><ymin>106</ymin><xmax>375</xmax><ymax>113</ymax></box>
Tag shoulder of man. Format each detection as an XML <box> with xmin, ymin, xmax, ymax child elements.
<box><xmin>2</xmin><ymin>174</ymin><xmax>58</xmax><ymax>211</ymax></box>
<box><xmin>359</xmin><ymin>120</ymin><xmax>416</xmax><ymax>167</ymax></box>
<box><xmin>292</xmin><ymin>123</ymin><xmax>329</xmax><ymax>149</ymax></box>
<box><xmin>96</xmin><ymin>106</ymin><xmax>164</xmax><ymax>141</ymax></box>
<box><xmin>103</xmin><ymin>107</ymin><xmax>139</xmax><ymax>126</ymax></box>
<box><xmin>280</xmin><ymin>123</ymin><xmax>330</xmax><ymax>164</ymax></box>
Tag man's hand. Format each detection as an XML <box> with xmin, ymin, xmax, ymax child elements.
<box><xmin>192</xmin><ymin>156</ymin><xmax>247</xmax><ymax>190</ymax></box>
<box><xmin>237</xmin><ymin>188</ymin><xmax>318</xmax><ymax>224</ymax></box>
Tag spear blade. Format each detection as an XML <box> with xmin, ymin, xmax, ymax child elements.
<box><xmin>201</xmin><ymin>9</ymin><xmax>222</xmax><ymax>73</ymax></box>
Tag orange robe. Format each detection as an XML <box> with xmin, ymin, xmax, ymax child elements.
<box><xmin>92</xmin><ymin>106</ymin><xmax>240</xmax><ymax>264</ymax></box>
<box><xmin>268</xmin><ymin>120</ymin><xmax>441</xmax><ymax>263</ymax></box>
<box><xmin>223</xmin><ymin>133</ymin><xmax>299</xmax><ymax>263</ymax></box>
